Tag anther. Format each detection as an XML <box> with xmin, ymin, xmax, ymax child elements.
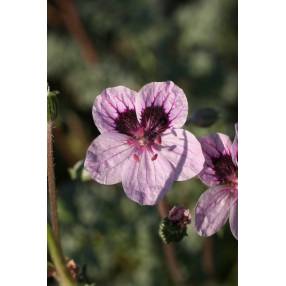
<box><xmin>133</xmin><ymin>154</ymin><xmax>140</xmax><ymax>162</ymax></box>
<box><xmin>155</xmin><ymin>135</ymin><xmax>162</xmax><ymax>145</ymax></box>
<box><xmin>151</xmin><ymin>154</ymin><xmax>158</xmax><ymax>161</ymax></box>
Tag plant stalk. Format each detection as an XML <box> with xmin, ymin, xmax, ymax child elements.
<box><xmin>48</xmin><ymin>121</ymin><xmax>60</xmax><ymax>243</ymax></box>
<box><xmin>48</xmin><ymin>225</ymin><xmax>76</xmax><ymax>286</ymax></box>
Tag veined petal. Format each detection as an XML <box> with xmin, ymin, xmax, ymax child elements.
<box><xmin>93</xmin><ymin>86</ymin><xmax>138</xmax><ymax>133</ymax></box>
<box><xmin>160</xmin><ymin>128</ymin><xmax>205</xmax><ymax>181</ymax></box>
<box><xmin>136</xmin><ymin>81</ymin><xmax>188</xmax><ymax>128</ymax></box>
<box><xmin>84</xmin><ymin>132</ymin><xmax>134</xmax><ymax>184</ymax></box>
<box><xmin>121</xmin><ymin>150</ymin><xmax>175</xmax><ymax>205</ymax></box>
<box><xmin>199</xmin><ymin>133</ymin><xmax>233</xmax><ymax>186</ymax></box>
<box><xmin>195</xmin><ymin>185</ymin><xmax>233</xmax><ymax>237</ymax></box>
<box><xmin>229</xmin><ymin>199</ymin><xmax>238</xmax><ymax>239</ymax></box>
<box><xmin>231</xmin><ymin>123</ymin><xmax>238</xmax><ymax>165</ymax></box>
<box><xmin>200</xmin><ymin>133</ymin><xmax>232</xmax><ymax>158</ymax></box>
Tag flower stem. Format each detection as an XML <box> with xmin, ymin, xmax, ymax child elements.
<box><xmin>202</xmin><ymin>237</ymin><xmax>215</xmax><ymax>280</ymax></box>
<box><xmin>48</xmin><ymin>224</ymin><xmax>76</xmax><ymax>286</ymax></box>
<box><xmin>48</xmin><ymin>121</ymin><xmax>60</xmax><ymax>243</ymax></box>
<box><xmin>158</xmin><ymin>200</ymin><xmax>186</xmax><ymax>285</ymax></box>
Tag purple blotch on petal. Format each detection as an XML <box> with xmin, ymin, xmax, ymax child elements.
<box><xmin>199</xmin><ymin>133</ymin><xmax>236</xmax><ymax>186</ymax></box>
<box><xmin>137</xmin><ymin>81</ymin><xmax>188</xmax><ymax>128</ymax></box>
<box><xmin>92</xmin><ymin>86</ymin><xmax>138</xmax><ymax>133</ymax></box>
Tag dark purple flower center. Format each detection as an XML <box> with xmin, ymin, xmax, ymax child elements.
<box><xmin>212</xmin><ymin>153</ymin><xmax>237</xmax><ymax>185</ymax></box>
<box><xmin>114</xmin><ymin>109</ymin><xmax>140</xmax><ymax>137</ymax></box>
<box><xmin>114</xmin><ymin>106</ymin><xmax>170</xmax><ymax>143</ymax></box>
<box><xmin>141</xmin><ymin>106</ymin><xmax>169</xmax><ymax>140</ymax></box>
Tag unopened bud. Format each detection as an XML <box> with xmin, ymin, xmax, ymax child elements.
<box><xmin>66</xmin><ymin>259</ymin><xmax>79</xmax><ymax>281</ymax></box>
<box><xmin>188</xmin><ymin>107</ymin><xmax>219</xmax><ymax>127</ymax></box>
<box><xmin>47</xmin><ymin>89</ymin><xmax>59</xmax><ymax>122</ymax></box>
<box><xmin>168</xmin><ymin>206</ymin><xmax>192</xmax><ymax>227</ymax></box>
<box><xmin>159</xmin><ymin>206</ymin><xmax>192</xmax><ymax>244</ymax></box>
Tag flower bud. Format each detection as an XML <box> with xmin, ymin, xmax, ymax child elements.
<box><xmin>66</xmin><ymin>259</ymin><xmax>79</xmax><ymax>281</ymax></box>
<box><xmin>48</xmin><ymin>259</ymin><xmax>78</xmax><ymax>282</ymax></box>
<box><xmin>168</xmin><ymin>206</ymin><xmax>192</xmax><ymax>227</ymax></box>
<box><xmin>47</xmin><ymin>89</ymin><xmax>59</xmax><ymax>122</ymax></box>
<box><xmin>159</xmin><ymin>206</ymin><xmax>192</xmax><ymax>244</ymax></box>
<box><xmin>188</xmin><ymin>107</ymin><xmax>219</xmax><ymax>127</ymax></box>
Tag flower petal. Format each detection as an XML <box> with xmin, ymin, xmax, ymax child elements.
<box><xmin>231</xmin><ymin>123</ymin><xmax>238</xmax><ymax>165</ymax></box>
<box><xmin>121</xmin><ymin>150</ymin><xmax>175</xmax><ymax>205</ymax></box>
<box><xmin>93</xmin><ymin>86</ymin><xmax>138</xmax><ymax>133</ymax></box>
<box><xmin>136</xmin><ymin>81</ymin><xmax>188</xmax><ymax>128</ymax></box>
<box><xmin>229</xmin><ymin>199</ymin><xmax>238</xmax><ymax>239</ymax></box>
<box><xmin>200</xmin><ymin>133</ymin><xmax>232</xmax><ymax>158</ymax></box>
<box><xmin>199</xmin><ymin>133</ymin><xmax>233</xmax><ymax>186</ymax></box>
<box><xmin>160</xmin><ymin>128</ymin><xmax>205</xmax><ymax>181</ymax></box>
<box><xmin>84</xmin><ymin>132</ymin><xmax>134</xmax><ymax>184</ymax></box>
<box><xmin>195</xmin><ymin>185</ymin><xmax>232</xmax><ymax>237</ymax></box>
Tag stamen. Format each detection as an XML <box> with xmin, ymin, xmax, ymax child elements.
<box><xmin>155</xmin><ymin>135</ymin><xmax>162</xmax><ymax>145</ymax></box>
<box><xmin>151</xmin><ymin>154</ymin><xmax>158</xmax><ymax>161</ymax></box>
<box><xmin>133</xmin><ymin>154</ymin><xmax>140</xmax><ymax>162</ymax></box>
<box><xmin>127</xmin><ymin>139</ymin><xmax>134</xmax><ymax>146</ymax></box>
<box><xmin>141</xmin><ymin>106</ymin><xmax>169</xmax><ymax>139</ymax></box>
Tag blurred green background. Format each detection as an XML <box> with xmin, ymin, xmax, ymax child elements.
<box><xmin>48</xmin><ymin>0</ymin><xmax>237</xmax><ymax>285</ymax></box>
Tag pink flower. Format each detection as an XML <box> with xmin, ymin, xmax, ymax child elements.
<box><xmin>195</xmin><ymin>125</ymin><xmax>238</xmax><ymax>239</ymax></box>
<box><xmin>84</xmin><ymin>81</ymin><xmax>205</xmax><ymax>205</ymax></box>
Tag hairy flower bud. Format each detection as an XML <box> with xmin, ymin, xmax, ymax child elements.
<box><xmin>188</xmin><ymin>107</ymin><xmax>219</xmax><ymax>127</ymax></box>
<box><xmin>168</xmin><ymin>206</ymin><xmax>192</xmax><ymax>227</ymax></box>
<box><xmin>159</xmin><ymin>206</ymin><xmax>192</xmax><ymax>244</ymax></box>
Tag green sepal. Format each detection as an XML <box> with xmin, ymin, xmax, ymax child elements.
<box><xmin>47</xmin><ymin>90</ymin><xmax>59</xmax><ymax>122</ymax></box>
<box><xmin>159</xmin><ymin>218</ymin><xmax>188</xmax><ymax>244</ymax></box>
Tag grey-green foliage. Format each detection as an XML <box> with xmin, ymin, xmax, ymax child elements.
<box><xmin>48</xmin><ymin>0</ymin><xmax>237</xmax><ymax>284</ymax></box>
<box><xmin>175</xmin><ymin>0</ymin><xmax>237</xmax><ymax>53</ymax></box>
<box><xmin>59</xmin><ymin>182</ymin><xmax>165</xmax><ymax>286</ymax></box>
<box><xmin>57</xmin><ymin>178</ymin><xmax>237</xmax><ymax>286</ymax></box>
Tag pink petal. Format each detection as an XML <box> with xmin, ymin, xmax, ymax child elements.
<box><xmin>136</xmin><ymin>81</ymin><xmax>188</xmax><ymax>128</ymax></box>
<box><xmin>229</xmin><ymin>199</ymin><xmax>238</xmax><ymax>239</ymax></box>
<box><xmin>200</xmin><ymin>133</ymin><xmax>232</xmax><ymax>158</ymax></box>
<box><xmin>160</xmin><ymin>128</ymin><xmax>205</xmax><ymax>181</ymax></box>
<box><xmin>231</xmin><ymin>123</ymin><xmax>238</xmax><ymax>165</ymax></box>
<box><xmin>199</xmin><ymin>133</ymin><xmax>233</xmax><ymax>186</ymax></box>
<box><xmin>84</xmin><ymin>132</ymin><xmax>134</xmax><ymax>184</ymax></box>
<box><xmin>195</xmin><ymin>185</ymin><xmax>232</xmax><ymax>237</ymax></box>
<box><xmin>121</xmin><ymin>150</ymin><xmax>175</xmax><ymax>205</ymax></box>
<box><xmin>93</xmin><ymin>86</ymin><xmax>138</xmax><ymax>133</ymax></box>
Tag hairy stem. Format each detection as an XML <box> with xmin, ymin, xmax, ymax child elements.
<box><xmin>158</xmin><ymin>200</ymin><xmax>186</xmax><ymax>285</ymax></box>
<box><xmin>48</xmin><ymin>121</ymin><xmax>60</xmax><ymax>243</ymax></box>
<box><xmin>48</xmin><ymin>225</ymin><xmax>76</xmax><ymax>286</ymax></box>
